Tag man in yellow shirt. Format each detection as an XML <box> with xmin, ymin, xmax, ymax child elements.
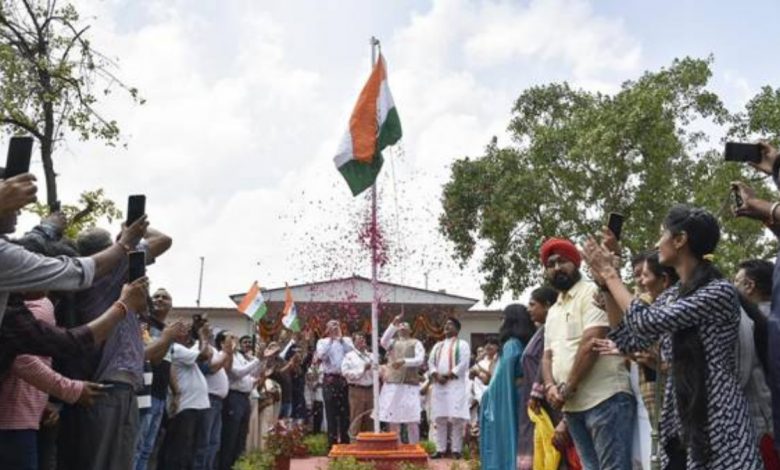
<box><xmin>540</xmin><ymin>237</ymin><xmax>634</xmax><ymax>470</ymax></box>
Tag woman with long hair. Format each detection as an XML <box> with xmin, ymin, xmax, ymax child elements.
<box><xmin>582</xmin><ymin>204</ymin><xmax>761</xmax><ymax>469</ymax></box>
<box><xmin>520</xmin><ymin>286</ymin><xmax>558</xmax><ymax>469</ymax></box>
<box><xmin>479</xmin><ymin>304</ymin><xmax>536</xmax><ymax>470</ymax></box>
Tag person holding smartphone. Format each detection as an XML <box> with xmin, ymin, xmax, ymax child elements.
<box><xmin>55</xmin><ymin>221</ymin><xmax>172</xmax><ymax>470</ymax></box>
<box><xmin>731</xmin><ymin>141</ymin><xmax>780</xmax><ymax>458</ymax></box>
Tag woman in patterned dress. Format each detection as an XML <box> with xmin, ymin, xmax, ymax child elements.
<box><xmin>582</xmin><ymin>204</ymin><xmax>762</xmax><ymax>470</ymax></box>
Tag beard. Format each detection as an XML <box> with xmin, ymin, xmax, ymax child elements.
<box><xmin>550</xmin><ymin>270</ymin><xmax>580</xmax><ymax>291</ymax></box>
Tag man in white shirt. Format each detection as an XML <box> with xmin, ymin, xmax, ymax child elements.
<box><xmin>378</xmin><ymin>314</ymin><xmax>425</xmax><ymax>443</ymax></box>
<box><xmin>196</xmin><ymin>330</ymin><xmax>235</xmax><ymax>470</ymax></box>
<box><xmin>341</xmin><ymin>331</ymin><xmax>373</xmax><ymax>435</ymax></box>
<box><xmin>469</xmin><ymin>338</ymin><xmax>498</xmax><ymax>430</ymax></box>
<box><xmin>314</xmin><ymin>319</ymin><xmax>355</xmax><ymax>447</ymax></box>
<box><xmin>428</xmin><ymin>317</ymin><xmax>471</xmax><ymax>459</ymax></box>
<box><xmin>160</xmin><ymin>323</ymin><xmax>212</xmax><ymax>470</ymax></box>
<box><xmin>219</xmin><ymin>335</ymin><xmax>264</xmax><ymax>470</ymax></box>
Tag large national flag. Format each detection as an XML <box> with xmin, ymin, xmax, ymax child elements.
<box><xmin>334</xmin><ymin>54</ymin><xmax>402</xmax><ymax>196</ymax></box>
<box><xmin>281</xmin><ymin>284</ymin><xmax>301</xmax><ymax>332</ymax></box>
<box><xmin>237</xmin><ymin>281</ymin><xmax>268</xmax><ymax>322</ymax></box>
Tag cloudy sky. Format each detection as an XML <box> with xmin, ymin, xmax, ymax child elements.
<box><xmin>19</xmin><ymin>0</ymin><xmax>780</xmax><ymax>309</ymax></box>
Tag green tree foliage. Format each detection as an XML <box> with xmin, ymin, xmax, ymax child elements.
<box><xmin>440</xmin><ymin>57</ymin><xmax>776</xmax><ymax>304</ymax></box>
<box><xmin>0</xmin><ymin>0</ymin><xmax>142</xmax><ymax>207</ymax></box>
<box><xmin>26</xmin><ymin>187</ymin><xmax>121</xmax><ymax>238</ymax></box>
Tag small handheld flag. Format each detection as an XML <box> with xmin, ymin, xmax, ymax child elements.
<box><xmin>237</xmin><ymin>281</ymin><xmax>268</xmax><ymax>322</ymax></box>
<box><xmin>281</xmin><ymin>284</ymin><xmax>301</xmax><ymax>332</ymax></box>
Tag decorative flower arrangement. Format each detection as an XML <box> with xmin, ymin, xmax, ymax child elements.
<box><xmin>266</xmin><ymin>422</ymin><xmax>309</xmax><ymax>458</ymax></box>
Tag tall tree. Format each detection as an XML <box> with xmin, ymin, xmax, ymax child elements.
<box><xmin>439</xmin><ymin>57</ymin><xmax>775</xmax><ymax>304</ymax></box>
<box><xmin>0</xmin><ymin>0</ymin><xmax>142</xmax><ymax>207</ymax></box>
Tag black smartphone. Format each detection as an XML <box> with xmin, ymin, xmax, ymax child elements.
<box><xmin>126</xmin><ymin>195</ymin><xmax>146</xmax><ymax>226</ymax></box>
<box><xmin>731</xmin><ymin>186</ymin><xmax>743</xmax><ymax>208</ymax></box>
<box><xmin>725</xmin><ymin>142</ymin><xmax>762</xmax><ymax>163</ymax></box>
<box><xmin>607</xmin><ymin>213</ymin><xmax>625</xmax><ymax>241</ymax></box>
<box><xmin>128</xmin><ymin>250</ymin><xmax>146</xmax><ymax>282</ymax></box>
<box><xmin>4</xmin><ymin>136</ymin><xmax>33</xmax><ymax>178</ymax></box>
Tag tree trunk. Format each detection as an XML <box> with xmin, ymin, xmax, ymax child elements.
<box><xmin>40</xmin><ymin>134</ymin><xmax>57</xmax><ymax>208</ymax></box>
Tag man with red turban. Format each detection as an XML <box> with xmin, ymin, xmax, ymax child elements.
<box><xmin>539</xmin><ymin>237</ymin><xmax>634</xmax><ymax>470</ymax></box>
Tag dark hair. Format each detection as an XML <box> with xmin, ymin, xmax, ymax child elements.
<box><xmin>352</xmin><ymin>331</ymin><xmax>367</xmax><ymax>341</ymax></box>
<box><xmin>738</xmin><ymin>259</ymin><xmax>774</xmax><ymax>298</ymax></box>
<box><xmin>215</xmin><ymin>331</ymin><xmax>228</xmax><ymax>351</ymax></box>
<box><xmin>663</xmin><ymin>204</ymin><xmax>722</xmax><ymax>463</ymax></box>
<box><xmin>631</xmin><ymin>250</ymin><xmax>652</xmax><ymax>268</ymax></box>
<box><xmin>644</xmin><ymin>250</ymin><xmax>679</xmax><ymax>286</ymax></box>
<box><xmin>530</xmin><ymin>286</ymin><xmax>558</xmax><ymax>306</ymax></box>
<box><xmin>484</xmin><ymin>337</ymin><xmax>500</xmax><ymax>347</ymax></box>
<box><xmin>498</xmin><ymin>304</ymin><xmax>536</xmax><ymax>346</ymax></box>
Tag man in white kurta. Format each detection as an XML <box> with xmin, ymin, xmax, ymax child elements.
<box><xmin>378</xmin><ymin>315</ymin><xmax>425</xmax><ymax>443</ymax></box>
<box><xmin>428</xmin><ymin>317</ymin><xmax>471</xmax><ymax>459</ymax></box>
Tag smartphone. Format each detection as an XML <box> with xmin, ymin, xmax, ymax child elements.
<box><xmin>725</xmin><ymin>142</ymin><xmax>762</xmax><ymax>163</ymax></box>
<box><xmin>50</xmin><ymin>200</ymin><xmax>61</xmax><ymax>213</ymax></box>
<box><xmin>731</xmin><ymin>186</ymin><xmax>743</xmax><ymax>208</ymax></box>
<box><xmin>607</xmin><ymin>212</ymin><xmax>625</xmax><ymax>241</ymax></box>
<box><xmin>4</xmin><ymin>136</ymin><xmax>33</xmax><ymax>178</ymax></box>
<box><xmin>126</xmin><ymin>195</ymin><xmax>146</xmax><ymax>227</ymax></box>
<box><xmin>128</xmin><ymin>250</ymin><xmax>146</xmax><ymax>282</ymax></box>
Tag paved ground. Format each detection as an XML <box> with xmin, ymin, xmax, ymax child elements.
<box><xmin>291</xmin><ymin>456</ymin><xmax>466</xmax><ymax>469</ymax></box>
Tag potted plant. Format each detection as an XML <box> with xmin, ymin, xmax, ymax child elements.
<box><xmin>265</xmin><ymin>422</ymin><xmax>308</xmax><ymax>470</ymax></box>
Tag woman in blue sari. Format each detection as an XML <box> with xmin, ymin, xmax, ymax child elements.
<box><xmin>479</xmin><ymin>304</ymin><xmax>537</xmax><ymax>470</ymax></box>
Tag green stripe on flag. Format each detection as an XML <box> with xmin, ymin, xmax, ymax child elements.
<box><xmin>252</xmin><ymin>303</ymin><xmax>268</xmax><ymax>322</ymax></box>
<box><xmin>377</xmin><ymin>107</ymin><xmax>402</xmax><ymax>151</ymax></box>
<box><xmin>338</xmin><ymin>152</ymin><xmax>384</xmax><ymax>196</ymax></box>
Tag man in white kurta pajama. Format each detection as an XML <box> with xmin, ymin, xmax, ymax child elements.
<box><xmin>428</xmin><ymin>317</ymin><xmax>471</xmax><ymax>459</ymax></box>
<box><xmin>378</xmin><ymin>315</ymin><xmax>425</xmax><ymax>443</ymax></box>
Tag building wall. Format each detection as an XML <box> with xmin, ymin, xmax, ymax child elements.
<box><xmin>460</xmin><ymin>311</ymin><xmax>502</xmax><ymax>351</ymax></box>
<box><xmin>169</xmin><ymin>309</ymin><xmax>255</xmax><ymax>337</ymax></box>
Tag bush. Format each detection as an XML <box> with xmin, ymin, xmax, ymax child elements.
<box><xmin>419</xmin><ymin>440</ymin><xmax>436</xmax><ymax>455</ymax></box>
<box><xmin>325</xmin><ymin>456</ymin><xmax>376</xmax><ymax>470</ymax></box>
<box><xmin>233</xmin><ymin>450</ymin><xmax>275</xmax><ymax>470</ymax></box>
<box><xmin>304</xmin><ymin>433</ymin><xmax>330</xmax><ymax>456</ymax></box>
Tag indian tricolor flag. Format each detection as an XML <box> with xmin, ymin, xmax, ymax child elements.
<box><xmin>237</xmin><ymin>281</ymin><xmax>268</xmax><ymax>322</ymax></box>
<box><xmin>281</xmin><ymin>284</ymin><xmax>301</xmax><ymax>332</ymax></box>
<box><xmin>334</xmin><ymin>54</ymin><xmax>402</xmax><ymax>196</ymax></box>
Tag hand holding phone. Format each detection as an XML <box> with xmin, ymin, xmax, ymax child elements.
<box><xmin>607</xmin><ymin>213</ymin><xmax>625</xmax><ymax>241</ymax></box>
<box><xmin>725</xmin><ymin>142</ymin><xmax>762</xmax><ymax>163</ymax></box>
<box><xmin>731</xmin><ymin>186</ymin><xmax>743</xmax><ymax>208</ymax></box>
<box><xmin>126</xmin><ymin>195</ymin><xmax>146</xmax><ymax>227</ymax></box>
<box><xmin>128</xmin><ymin>251</ymin><xmax>146</xmax><ymax>282</ymax></box>
<box><xmin>4</xmin><ymin>136</ymin><xmax>33</xmax><ymax>178</ymax></box>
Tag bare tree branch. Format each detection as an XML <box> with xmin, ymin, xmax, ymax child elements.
<box><xmin>0</xmin><ymin>116</ymin><xmax>42</xmax><ymax>138</ymax></box>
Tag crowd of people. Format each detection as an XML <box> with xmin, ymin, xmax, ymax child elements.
<box><xmin>3</xmin><ymin>141</ymin><xmax>780</xmax><ymax>470</ymax></box>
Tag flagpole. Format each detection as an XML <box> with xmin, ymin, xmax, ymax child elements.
<box><xmin>369</xmin><ymin>35</ymin><xmax>381</xmax><ymax>435</ymax></box>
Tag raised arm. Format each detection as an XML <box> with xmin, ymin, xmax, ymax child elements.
<box><xmin>144</xmin><ymin>227</ymin><xmax>173</xmax><ymax>260</ymax></box>
<box><xmin>381</xmin><ymin>324</ymin><xmax>397</xmax><ymax>349</ymax></box>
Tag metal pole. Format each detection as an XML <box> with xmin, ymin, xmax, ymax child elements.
<box><xmin>196</xmin><ymin>256</ymin><xmax>205</xmax><ymax>307</ymax></box>
<box><xmin>369</xmin><ymin>35</ymin><xmax>381</xmax><ymax>434</ymax></box>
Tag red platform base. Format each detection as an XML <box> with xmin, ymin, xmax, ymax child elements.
<box><xmin>329</xmin><ymin>432</ymin><xmax>429</xmax><ymax>469</ymax></box>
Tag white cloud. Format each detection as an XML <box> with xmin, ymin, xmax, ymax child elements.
<box><xmin>463</xmin><ymin>0</ymin><xmax>641</xmax><ymax>79</ymax></box>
